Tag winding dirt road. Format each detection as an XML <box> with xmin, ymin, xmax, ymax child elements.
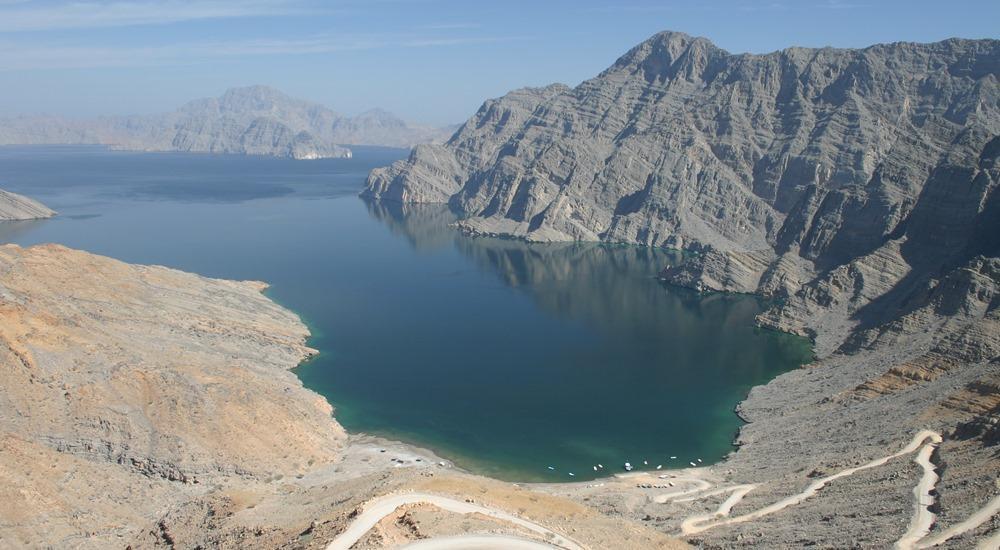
<box><xmin>399</xmin><ymin>534</ymin><xmax>561</xmax><ymax>549</ymax></box>
<box><xmin>897</xmin><ymin>438</ymin><xmax>942</xmax><ymax>549</ymax></box>
<box><xmin>324</xmin><ymin>492</ymin><xmax>582</xmax><ymax>550</ymax></box>
<box><xmin>654</xmin><ymin>430</ymin><xmax>997</xmax><ymax>548</ymax></box>
<box><xmin>323</xmin><ymin>430</ymin><xmax>998</xmax><ymax>549</ymax></box>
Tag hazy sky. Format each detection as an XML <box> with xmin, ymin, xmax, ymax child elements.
<box><xmin>1</xmin><ymin>0</ymin><xmax>997</xmax><ymax>125</ymax></box>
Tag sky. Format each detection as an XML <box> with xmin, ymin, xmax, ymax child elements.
<box><xmin>0</xmin><ymin>0</ymin><xmax>997</xmax><ymax>125</ymax></box>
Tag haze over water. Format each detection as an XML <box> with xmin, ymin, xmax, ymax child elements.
<box><xmin>0</xmin><ymin>145</ymin><xmax>813</xmax><ymax>481</ymax></box>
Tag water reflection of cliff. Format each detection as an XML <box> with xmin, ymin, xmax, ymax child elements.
<box><xmin>362</xmin><ymin>198</ymin><xmax>806</xmax><ymax>378</ymax></box>
<box><xmin>364</xmin><ymin>199</ymin><xmax>459</xmax><ymax>252</ymax></box>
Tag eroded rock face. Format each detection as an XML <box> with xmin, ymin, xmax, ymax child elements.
<box><xmin>0</xmin><ymin>244</ymin><xmax>344</xmax><ymax>546</ymax></box>
<box><xmin>365</xmin><ymin>30</ymin><xmax>999</xmax><ymax>351</ymax></box>
<box><xmin>368</xmin><ymin>33</ymin><xmax>998</xmax><ymax>256</ymax></box>
<box><xmin>0</xmin><ymin>189</ymin><xmax>55</xmax><ymax>220</ymax></box>
<box><xmin>0</xmin><ymin>243</ymin><xmax>344</xmax><ymax>479</ymax></box>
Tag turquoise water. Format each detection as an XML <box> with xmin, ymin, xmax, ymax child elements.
<box><xmin>0</xmin><ymin>145</ymin><xmax>813</xmax><ymax>482</ymax></box>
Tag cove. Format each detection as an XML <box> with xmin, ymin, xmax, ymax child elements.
<box><xmin>0</xmin><ymin>145</ymin><xmax>813</xmax><ymax>482</ymax></box>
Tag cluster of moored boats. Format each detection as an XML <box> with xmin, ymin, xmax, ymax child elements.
<box><xmin>547</xmin><ymin>456</ymin><xmax>704</xmax><ymax>477</ymax></box>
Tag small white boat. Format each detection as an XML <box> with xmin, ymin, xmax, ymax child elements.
<box><xmin>568</xmin><ymin>472</ymin><xmax>575</xmax><ymax>476</ymax></box>
<box><xmin>598</xmin><ymin>464</ymin><xmax>604</xmax><ymax>469</ymax></box>
<box><xmin>697</xmin><ymin>458</ymin><xmax>703</xmax><ymax>463</ymax></box>
<box><xmin>547</xmin><ymin>466</ymin><xmax>555</xmax><ymax>470</ymax></box>
<box><xmin>670</xmin><ymin>456</ymin><xmax>677</xmax><ymax>459</ymax></box>
<box><xmin>689</xmin><ymin>462</ymin><xmax>697</xmax><ymax>467</ymax></box>
<box><xmin>624</xmin><ymin>462</ymin><xmax>633</xmax><ymax>471</ymax></box>
<box><xmin>593</xmin><ymin>466</ymin><xmax>598</xmax><ymax>471</ymax></box>
<box><xmin>643</xmin><ymin>460</ymin><xmax>648</xmax><ymax>465</ymax></box>
<box><xmin>656</xmin><ymin>465</ymin><xmax>662</xmax><ymax>470</ymax></box>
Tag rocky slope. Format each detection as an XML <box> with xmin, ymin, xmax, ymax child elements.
<box><xmin>0</xmin><ymin>86</ymin><xmax>454</xmax><ymax>159</ymax></box>
<box><xmin>0</xmin><ymin>243</ymin><xmax>682</xmax><ymax>549</ymax></box>
<box><xmin>365</xmin><ymin>32</ymin><xmax>1000</xmax><ymax>547</ymax></box>
<box><xmin>0</xmin><ymin>188</ymin><xmax>55</xmax><ymax>220</ymax></box>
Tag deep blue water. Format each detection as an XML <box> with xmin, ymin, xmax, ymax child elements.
<box><xmin>0</xmin><ymin>145</ymin><xmax>813</xmax><ymax>481</ymax></box>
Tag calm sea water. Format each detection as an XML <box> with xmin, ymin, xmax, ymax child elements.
<box><xmin>0</xmin><ymin>145</ymin><xmax>813</xmax><ymax>481</ymax></box>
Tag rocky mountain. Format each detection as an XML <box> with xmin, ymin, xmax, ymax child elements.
<box><xmin>365</xmin><ymin>32</ymin><xmax>1000</xmax><ymax>546</ymax></box>
<box><xmin>0</xmin><ymin>188</ymin><xmax>55</xmax><ymax>220</ymax></box>
<box><xmin>0</xmin><ymin>86</ymin><xmax>455</xmax><ymax>159</ymax></box>
<box><xmin>365</xmin><ymin>30</ymin><xmax>999</xmax><ymax>346</ymax></box>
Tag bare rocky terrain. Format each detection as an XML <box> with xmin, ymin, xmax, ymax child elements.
<box><xmin>0</xmin><ymin>86</ymin><xmax>454</xmax><ymax>159</ymax></box>
<box><xmin>364</xmin><ymin>31</ymin><xmax>1000</xmax><ymax>547</ymax></box>
<box><xmin>0</xmin><ymin>188</ymin><xmax>55</xmax><ymax>220</ymax></box>
<box><xmin>0</xmin><ymin>243</ymin><xmax>682</xmax><ymax>549</ymax></box>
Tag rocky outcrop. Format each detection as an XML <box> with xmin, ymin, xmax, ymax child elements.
<box><xmin>0</xmin><ymin>86</ymin><xmax>455</xmax><ymax>159</ymax></box>
<box><xmin>0</xmin><ymin>243</ymin><xmax>343</xmax><ymax>479</ymax></box>
<box><xmin>0</xmin><ymin>189</ymin><xmax>55</xmax><ymax>220</ymax></box>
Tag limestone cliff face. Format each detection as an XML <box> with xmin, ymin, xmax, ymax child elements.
<box><xmin>367</xmin><ymin>33</ymin><xmax>998</xmax><ymax>254</ymax></box>
<box><xmin>365</xmin><ymin>31</ymin><xmax>999</xmax><ymax>348</ymax></box>
<box><xmin>0</xmin><ymin>86</ymin><xmax>455</xmax><ymax>159</ymax></box>
<box><xmin>0</xmin><ymin>188</ymin><xmax>55</xmax><ymax>220</ymax></box>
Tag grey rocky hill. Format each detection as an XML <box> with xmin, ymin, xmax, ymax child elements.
<box><xmin>366</xmin><ymin>32</ymin><xmax>1000</xmax><ymax>546</ymax></box>
<box><xmin>0</xmin><ymin>188</ymin><xmax>55</xmax><ymax>220</ymax></box>
<box><xmin>0</xmin><ymin>86</ymin><xmax>454</xmax><ymax>159</ymax></box>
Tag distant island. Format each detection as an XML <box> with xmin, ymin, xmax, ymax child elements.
<box><xmin>0</xmin><ymin>85</ymin><xmax>457</xmax><ymax>160</ymax></box>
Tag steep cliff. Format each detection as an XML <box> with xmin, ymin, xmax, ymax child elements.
<box><xmin>365</xmin><ymin>31</ymin><xmax>999</xmax><ymax>349</ymax></box>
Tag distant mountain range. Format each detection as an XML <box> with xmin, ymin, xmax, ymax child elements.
<box><xmin>0</xmin><ymin>86</ymin><xmax>456</xmax><ymax>159</ymax></box>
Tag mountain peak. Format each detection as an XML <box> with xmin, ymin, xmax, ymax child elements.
<box><xmin>217</xmin><ymin>85</ymin><xmax>302</xmax><ymax>109</ymax></box>
<box><xmin>608</xmin><ymin>30</ymin><xmax>726</xmax><ymax>83</ymax></box>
